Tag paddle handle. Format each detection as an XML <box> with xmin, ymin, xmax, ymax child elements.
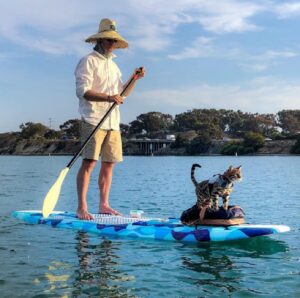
<box><xmin>66</xmin><ymin>67</ymin><xmax>143</xmax><ymax>169</ymax></box>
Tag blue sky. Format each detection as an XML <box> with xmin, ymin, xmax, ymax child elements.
<box><xmin>1</xmin><ymin>0</ymin><xmax>300</xmax><ymax>132</ymax></box>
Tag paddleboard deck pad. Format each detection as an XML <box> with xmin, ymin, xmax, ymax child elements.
<box><xmin>12</xmin><ymin>210</ymin><xmax>290</xmax><ymax>243</ymax></box>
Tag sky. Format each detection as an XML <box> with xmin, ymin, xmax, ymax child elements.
<box><xmin>0</xmin><ymin>0</ymin><xmax>300</xmax><ymax>132</ymax></box>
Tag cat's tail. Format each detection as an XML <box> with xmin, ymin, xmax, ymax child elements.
<box><xmin>191</xmin><ymin>163</ymin><xmax>201</xmax><ymax>186</ymax></box>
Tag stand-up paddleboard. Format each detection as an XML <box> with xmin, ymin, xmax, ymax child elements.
<box><xmin>12</xmin><ymin>210</ymin><xmax>290</xmax><ymax>243</ymax></box>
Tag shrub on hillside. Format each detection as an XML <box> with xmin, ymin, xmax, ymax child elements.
<box><xmin>19</xmin><ymin>122</ymin><xmax>48</xmax><ymax>139</ymax></box>
<box><xmin>186</xmin><ymin>132</ymin><xmax>211</xmax><ymax>154</ymax></box>
<box><xmin>290</xmin><ymin>137</ymin><xmax>300</xmax><ymax>154</ymax></box>
<box><xmin>221</xmin><ymin>141</ymin><xmax>243</xmax><ymax>155</ymax></box>
<box><xmin>171</xmin><ymin>134</ymin><xmax>188</xmax><ymax>149</ymax></box>
<box><xmin>221</xmin><ymin>131</ymin><xmax>265</xmax><ymax>155</ymax></box>
<box><xmin>243</xmin><ymin>131</ymin><xmax>265</xmax><ymax>150</ymax></box>
<box><xmin>222</xmin><ymin>144</ymin><xmax>256</xmax><ymax>155</ymax></box>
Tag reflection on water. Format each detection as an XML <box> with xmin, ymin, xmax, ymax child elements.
<box><xmin>212</xmin><ymin>236</ymin><xmax>290</xmax><ymax>257</ymax></box>
<box><xmin>1</xmin><ymin>156</ymin><xmax>299</xmax><ymax>297</ymax></box>
<box><xmin>36</xmin><ymin>261</ymin><xmax>72</xmax><ymax>296</ymax></box>
<box><xmin>31</xmin><ymin>233</ymin><xmax>291</xmax><ymax>298</ymax></box>
<box><xmin>38</xmin><ymin>233</ymin><xmax>137</xmax><ymax>297</ymax></box>
<box><xmin>72</xmin><ymin>233</ymin><xmax>136</xmax><ymax>298</ymax></box>
<box><xmin>180</xmin><ymin>237</ymin><xmax>289</xmax><ymax>296</ymax></box>
<box><xmin>182</xmin><ymin>250</ymin><xmax>239</xmax><ymax>294</ymax></box>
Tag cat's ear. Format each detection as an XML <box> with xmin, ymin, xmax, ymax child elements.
<box><xmin>237</xmin><ymin>165</ymin><xmax>242</xmax><ymax>169</ymax></box>
<box><xmin>228</xmin><ymin>165</ymin><xmax>233</xmax><ymax>170</ymax></box>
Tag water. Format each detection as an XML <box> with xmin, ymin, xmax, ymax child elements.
<box><xmin>0</xmin><ymin>156</ymin><xmax>299</xmax><ymax>297</ymax></box>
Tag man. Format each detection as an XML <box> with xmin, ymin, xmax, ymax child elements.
<box><xmin>75</xmin><ymin>18</ymin><xmax>145</xmax><ymax>220</ymax></box>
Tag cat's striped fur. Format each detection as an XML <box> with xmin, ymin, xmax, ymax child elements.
<box><xmin>191</xmin><ymin>163</ymin><xmax>242</xmax><ymax>211</ymax></box>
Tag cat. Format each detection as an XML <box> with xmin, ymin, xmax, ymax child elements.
<box><xmin>191</xmin><ymin>163</ymin><xmax>242</xmax><ymax>211</ymax></box>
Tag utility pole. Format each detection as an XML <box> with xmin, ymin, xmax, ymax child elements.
<box><xmin>49</xmin><ymin>118</ymin><xmax>54</xmax><ymax>129</ymax></box>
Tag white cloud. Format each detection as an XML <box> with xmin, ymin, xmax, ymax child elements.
<box><xmin>125</xmin><ymin>0</ymin><xmax>264</xmax><ymax>51</ymax></box>
<box><xmin>129</xmin><ymin>77</ymin><xmax>300</xmax><ymax>117</ymax></box>
<box><xmin>168</xmin><ymin>37</ymin><xmax>214</xmax><ymax>60</ymax></box>
<box><xmin>193</xmin><ymin>1</ymin><xmax>263</xmax><ymax>33</ymax></box>
<box><xmin>263</xmin><ymin>50</ymin><xmax>297</xmax><ymax>59</ymax></box>
<box><xmin>0</xmin><ymin>0</ymin><xmax>110</xmax><ymax>55</ymax></box>
<box><xmin>0</xmin><ymin>0</ymin><xmax>272</xmax><ymax>55</ymax></box>
<box><xmin>275</xmin><ymin>2</ymin><xmax>300</xmax><ymax>18</ymax></box>
<box><xmin>168</xmin><ymin>35</ymin><xmax>298</xmax><ymax>71</ymax></box>
<box><xmin>239</xmin><ymin>49</ymin><xmax>298</xmax><ymax>72</ymax></box>
<box><xmin>1</xmin><ymin>0</ymin><xmax>300</xmax><ymax>56</ymax></box>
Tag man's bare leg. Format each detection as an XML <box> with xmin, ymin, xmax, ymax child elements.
<box><xmin>99</xmin><ymin>161</ymin><xmax>121</xmax><ymax>215</ymax></box>
<box><xmin>76</xmin><ymin>159</ymin><xmax>97</xmax><ymax>220</ymax></box>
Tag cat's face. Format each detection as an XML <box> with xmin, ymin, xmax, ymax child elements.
<box><xmin>224</xmin><ymin>166</ymin><xmax>242</xmax><ymax>182</ymax></box>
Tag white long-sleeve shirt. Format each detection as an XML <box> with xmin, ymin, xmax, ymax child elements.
<box><xmin>75</xmin><ymin>51</ymin><xmax>123</xmax><ymax>129</ymax></box>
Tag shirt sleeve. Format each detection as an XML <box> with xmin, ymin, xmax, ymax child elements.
<box><xmin>118</xmin><ymin>77</ymin><xmax>123</xmax><ymax>94</ymax></box>
<box><xmin>74</xmin><ymin>56</ymin><xmax>94</xmax><ymax>99</ymax></box>
<box><xmin>113</xmin><ymin>62</ymin><xmax>123</xmax><ymax>94</ymax></box>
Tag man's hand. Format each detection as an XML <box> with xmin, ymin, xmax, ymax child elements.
<box><xmin>134</xmin><ymin>67</ymin><xmax>145</xmax><ymax>79</ymax></box>
<box><xmin>108</xmin><ymin>94</ymin><xmax>124</xmax><ymax>105</ymax></box>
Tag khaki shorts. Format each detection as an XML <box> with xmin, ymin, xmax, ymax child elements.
<box><xmin>80</xmin><ymin>121</ymin><xmax>123</xmax><ymax>162</ymax></box>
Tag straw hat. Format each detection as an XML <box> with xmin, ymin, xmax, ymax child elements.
<box><xmin>85</xmin><ymin>18</ymin><xmax>128</xmax><ymax>49</ymax></box>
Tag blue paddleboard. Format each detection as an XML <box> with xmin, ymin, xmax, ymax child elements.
<box><xmin>12</xmin><ymin>210</ymin><xmax>290</xmax><ymax>243</ymax></box>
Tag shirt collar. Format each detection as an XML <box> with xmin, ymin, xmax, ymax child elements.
<box><xmin>93</xmin><ymin>50</ymin><xmax>116</xmax><ymax>60</ymax></box>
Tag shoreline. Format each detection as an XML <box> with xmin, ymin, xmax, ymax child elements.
<box><xmin>0</xmin><ymin>136</ymin><xmax>297</xmax><ymax>156</ymax></box>
<box><xmin>0</xmin><ymin>153</ymin><xmax>298</xmax><ymax>157</ymax></box>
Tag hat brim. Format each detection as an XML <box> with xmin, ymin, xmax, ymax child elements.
<box><xmin>85</xmin><ymin>31</ymin><xmax>128</xmax><ymax>49</ymax></box>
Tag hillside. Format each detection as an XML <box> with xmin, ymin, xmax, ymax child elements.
<box><xmin>0</xmin><ymin>133</ymin><xmax>296</xmax><ymax>156</ymax></box>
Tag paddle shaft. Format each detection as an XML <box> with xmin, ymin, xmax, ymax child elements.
<box><xmin>66</xmin><ymin>67</ymin><xmax>143</xmax><ymax>169</ymax></box>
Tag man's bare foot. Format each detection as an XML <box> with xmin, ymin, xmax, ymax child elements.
<box><xmin>77</xmin><ymin>209</ymin><xmax>94</xmax><ymax>220</ymax></box>
<box><xmin>99</xmin><ymin>206</ymin><xmax>122</xmax><ymax>216</ymax></box>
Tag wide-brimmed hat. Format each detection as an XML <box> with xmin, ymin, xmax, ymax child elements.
<box><xmin>85</xmin><ymin>18</ymin><xmax>128</xmax><ymax>49</ymax></box>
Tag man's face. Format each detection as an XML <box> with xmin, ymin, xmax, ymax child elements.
<box><xmin>100</xmin><ymin>39</ymin><xmax>118</xmax><ymax>53</ymax></box>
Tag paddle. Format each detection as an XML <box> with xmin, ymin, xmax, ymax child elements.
<box><xmin>42</xmin><ymin>67</ymin><xmax>143</xmax><ymax>217</ymax></box>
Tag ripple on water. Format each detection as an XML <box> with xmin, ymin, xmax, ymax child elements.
<box><xmin>1</xmin><ymin>156</ymin><xmax>299</xmax><ymax>297</ymax></box>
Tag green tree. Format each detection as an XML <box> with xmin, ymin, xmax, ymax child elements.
<box><xmin>137</xmin><ymin>112</ymin><xmax>173</xmax><ymax>133</ymax></box>
<box><xmin>226</xmin><ymin>112</ymin><xmax>261</xmax><ymax>137</ymax></box>
<box><xmin>186</xmin><ymin>131</ymin><xmax>212</xmax><ymax>154</ymax></box>
<box><xmin>59</xmin><ymin>119</ymin><xmax>81</xmax><ymax>139</ymax></box>
<box><xmin>120</xmin><ymin>123</ymin><xmax>130</xmax><ymax>137</ymax></box>
<box><xmin>291</xmin><ymin>137</ymin><xmax>300</xmax><ymax>154</ymax></box>
<box><xmin>243</xmin><ymin>131</ymin><xmax>265</xmax><ymax>150</ymax></box>
<box><xmin>221</xmin><ymin>141</ymin><xmax>244</xmax><ymax>155</ymax></box>
<box><xmin>173</xmin><ymin>109</ymin><xmax>223</xmax><ymax>138</ymax></box>
<box><xmin>220</xmin><ymin>110</ymin><xmax>277</xmax><ymax>138</ymax></box>
<box><xmin>44</xmin><ymin>129</ymin><xmax>62</xmax><ymax>140</ymax></box>
<box><xmin>277</xmin><ymin>110</ymin><xmax>300</xmax><ymax>136</ymax></box>
<box><xmin>221</xmin><ymin>110</ymin><xmax>244</xmax><ymax>137</ymax></box>
<box><xmin>19</xmin><ymin>122</ymin><xmax>48</xmax><ymax>139</ymax></box>
<box><xmin>221</xmin><ymin>131</ymin><xmax>265</xmax><ymax>155</ymax></box>
<box><xmin>255</xmin><ymin>113</ymin><xmax>277</xmax><ymax>137</ymax></box>
<box><xmin>171</xmin><ymin>134</ymin><xmax>188</xmax><ymax>149</ymax></box>
<box><xmin>129</xmin><ymin>112</ymin><xmax>173</xmax><ymax>136</ymax></box>
<box><xmin>128</xmin><ymin>119</ymin><xmax>144</xmax><ymax>135</ymax></box>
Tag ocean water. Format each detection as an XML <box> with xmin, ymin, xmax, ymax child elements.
<box><xmin>0</xmin><ymin>155</ymin><xmax>299</xmax><ymax>298</ymax></box>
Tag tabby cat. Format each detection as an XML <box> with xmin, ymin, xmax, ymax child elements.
<box><xmin>191</xmin><ymin>163</ymin><xmax>242</xmax><ymax>211</ymax></box>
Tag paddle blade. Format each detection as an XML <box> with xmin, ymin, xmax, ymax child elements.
<box><xmin>42</xmin><ymin>167</ymin><xmax>70</xmax><ymax>218</ymax></box>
